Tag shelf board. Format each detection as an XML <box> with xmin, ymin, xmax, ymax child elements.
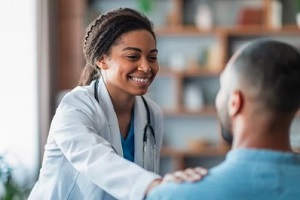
<box><xmin>160</xmin><ymin>146</ymin><xmax>229</xmax><ymax>170</ymax></box>
<box><xmin>222</xmin><ymin>25</ymin><xmax>300</xmax><ymax>36</ymax></box>
<box><xmin>155</xmin><ymin>25</ymin><xmax>219</xmax><ymax>36</ymax></box>
<box><xmin>163</xmin><ymin>105</ymin><xmax>217</xmax><ymax>117</ymax></box>
<box><xmin>155</xmin><ymin>25</ymin><xmax>299</xmax><ymax>36</ymax></box>
<box><xmin>183</xmin><ymin>68</ymin><xmax>222</xmax><ymax>77</ymax></box>
<box><xmin>161</xmin><ymin>146</ymin><xmax>228</xmax><ymax>158</ymax></box>
<box><xmin>162</xmin><ymin>146</ymin><xmax>300</xmax><ymax>158</ymax></box>
<box><xmin>163</xmin><ymin>107</ymin><xmax>300</xmax><ymax>118</ymax></box>
<box><xmin>158</xmin><ymin>68</ymin><xmax>221</xmax><ymax>77</ymax></box>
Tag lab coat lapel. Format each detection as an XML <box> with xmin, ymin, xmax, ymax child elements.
<box><xmin>97</xmin><ymin>78</ymin><xmax>123</xmax><ymax>156</ymax></box>
<box><xmin>134</xmin><ymin>97</ymin><xmax>147</xmax><ymax>167</ymax></box>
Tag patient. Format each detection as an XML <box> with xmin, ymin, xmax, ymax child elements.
<box><xmin>146</xmin><ymin>39</ymin><xmax>300</xmax><ymax>200</ymax></box>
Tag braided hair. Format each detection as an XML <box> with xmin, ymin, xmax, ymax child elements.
<box><xmin>78</xmin><ymin>8</ymin><xmax>156</xmax><ymax>86</ymax></box>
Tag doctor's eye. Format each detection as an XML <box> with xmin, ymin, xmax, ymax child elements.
<box><xmin>148</xmin><ymin>55</ymin><xmax>158</xmax><ymax>63</ymax></box>
<box><xmin>126</xmin><ymin>54</ymin><xmax>140</xmax><ymax>61</ymax></box>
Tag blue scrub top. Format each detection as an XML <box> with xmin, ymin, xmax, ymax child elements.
<box><xmin>121</xmin><ymin>114</ymin><xmax>135</xmax><ymax>162</ymax></box>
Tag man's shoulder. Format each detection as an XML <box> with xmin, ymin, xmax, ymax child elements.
<box><xmin>147</xmin><ymin>164</ymin><xmax>231</xmax><ymax>200</ymax></box>
<box><xmin>146</xmin><ymin>160</ymin><xmax>248</xmax><ymax>200</ymax></box>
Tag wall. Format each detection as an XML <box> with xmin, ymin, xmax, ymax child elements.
<box><xmin>0</xmin><ymin>0</ymin><xmax>39</xmax><ymax>190</ymax></box>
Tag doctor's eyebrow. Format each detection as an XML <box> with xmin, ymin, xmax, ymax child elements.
<box><xmin>122</xmin><ymin>47</ymin><xmax>158</xmax><ymax>53</ymax></box>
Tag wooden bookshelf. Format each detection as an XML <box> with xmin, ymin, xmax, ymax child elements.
<box><xmin>56</xmin><ymin>0</ymin><xmax>300</xmax><ymax>173</ymax></box>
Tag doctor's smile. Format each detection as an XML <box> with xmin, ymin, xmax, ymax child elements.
<box><xmin>130</xmin><ymin>77</ymin><xmax>150</xmax><ymax>83</ymax></box>
<box><xmin>130</xmin><ymin>76</ymin><xmax>151</xmax><ymax>85</ymax></box>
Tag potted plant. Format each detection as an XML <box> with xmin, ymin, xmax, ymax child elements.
<box><xmin>0</xmin><ymin>156</ymin><xmax>25</xmax><ymax>200</ymax></box>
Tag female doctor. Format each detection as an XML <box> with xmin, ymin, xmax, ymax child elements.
<box><xmin>28</xmin><ymin>8</ymin><xmax>206</xmax><ymax>200</ymax></box>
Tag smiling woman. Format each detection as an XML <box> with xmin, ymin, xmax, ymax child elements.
<box><xmin>28</xmin><ymin>8</ymin><xmax>164</xmax><ymax>200</ymax></box>
<box><xmin>29</xmin><ymin>8</ymin><xmax>206</xmax><ymax>200</ymax></box>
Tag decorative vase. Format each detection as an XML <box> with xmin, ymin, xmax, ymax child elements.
<box><xmin>296</xmin><ymin>0</ymin><xmax>300</xmax><ymax>29</ymax></box>
<box><xmin>296</xmin><ymin>13</ymin><xmax>300</xmax><ymax>29</ymax></box>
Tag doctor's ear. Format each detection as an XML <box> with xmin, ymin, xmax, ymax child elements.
<box><xmin>96</xmin><ymin>56</ymin><xmax>108</xmax><ymax>70</ymax></box>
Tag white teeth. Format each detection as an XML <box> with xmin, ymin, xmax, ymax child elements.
<box><xmin>131</xmin><ymin>77</ymin><xmax>149</xmax><ymax>83</ymax></box>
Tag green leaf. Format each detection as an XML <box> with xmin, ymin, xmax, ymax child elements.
<box><xmin>297</xmin><ymin>0</ymin><xmax>300</xmax><ymax>11</ymax></box>
<box><xmin>137</xmin><ymin>0</ymin><xmax>153</xmax><ymax>13</ymax></box>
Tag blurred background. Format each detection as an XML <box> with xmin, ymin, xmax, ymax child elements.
<box><xmin>0</xmin><ymin>0</ymin><xmax>300</xmax><ymax>198</ymax></box>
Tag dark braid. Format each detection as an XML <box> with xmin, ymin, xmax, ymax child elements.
<box><xmin>78</xmin><ymin>8</ymin><xmax>156</xmax><ymax>86</ymax></box>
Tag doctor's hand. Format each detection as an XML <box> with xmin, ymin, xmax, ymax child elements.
<box><xmin>145</xmin><ymin>167</ymin><xmax>208</xmax><ymax>197</ymax></box>
<box><xmin>161</xmin><ymin>166</ymin><xmax>208</xmax><ymax>183</ymax></box>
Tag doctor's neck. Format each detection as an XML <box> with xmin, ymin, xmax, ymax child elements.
<box><xmin>110</xmin><ymin>93</ymin><xmax>135</xmax><ymax>115</ymax></box>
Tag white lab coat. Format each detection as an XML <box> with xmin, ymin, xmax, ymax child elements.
<box><xmin>28</xmin><ymin>78</ymin><xmax>163</xmax><ymax>200</ymax></box>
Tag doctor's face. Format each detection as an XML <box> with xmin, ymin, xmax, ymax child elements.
<box><xmin>99</xmin><ymin>30</ymin><xmax>159</xmax><ymax>99</ymax></box>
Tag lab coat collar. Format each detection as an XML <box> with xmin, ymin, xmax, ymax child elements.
<box><xmin>97</xmin><ymin>78</ymin><xmax>123</xmax><ymax>156</ymax></box>
<box><xmin>96</xmin><ymin>78</ymin><xmax>147</xmax><ymax>168</ymax></box>
<box><xmin>133</xmin><ymin>97</ymin><xmax>147</xmax><ymax>167</ymax></box>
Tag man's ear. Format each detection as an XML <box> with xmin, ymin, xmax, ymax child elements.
<box><xmin>228</xmin><ymin>90</ymin><xmax>243</xmax><ymax>117</ymax></box>
<box><xmin>96</xmin><ymin>56</ymin><xmax>108</xmax><ymax>70</ymax></box>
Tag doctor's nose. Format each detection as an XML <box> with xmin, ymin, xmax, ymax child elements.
<box><xmin>138</xmin><ymin>60</ymin><xmax>152</xmax><ymax>73</ymax></box>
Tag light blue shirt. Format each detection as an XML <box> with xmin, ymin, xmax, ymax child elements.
<box><xmin>147</xmin><ymin>149</ymin><xmax>300</xmax><ymax>200</ymax></box>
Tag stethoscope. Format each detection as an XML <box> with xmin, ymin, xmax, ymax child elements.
<box><xmin>94</xmin><ymin>79</ymin><xmax>157</xmax><ymax>173</ymax></box>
